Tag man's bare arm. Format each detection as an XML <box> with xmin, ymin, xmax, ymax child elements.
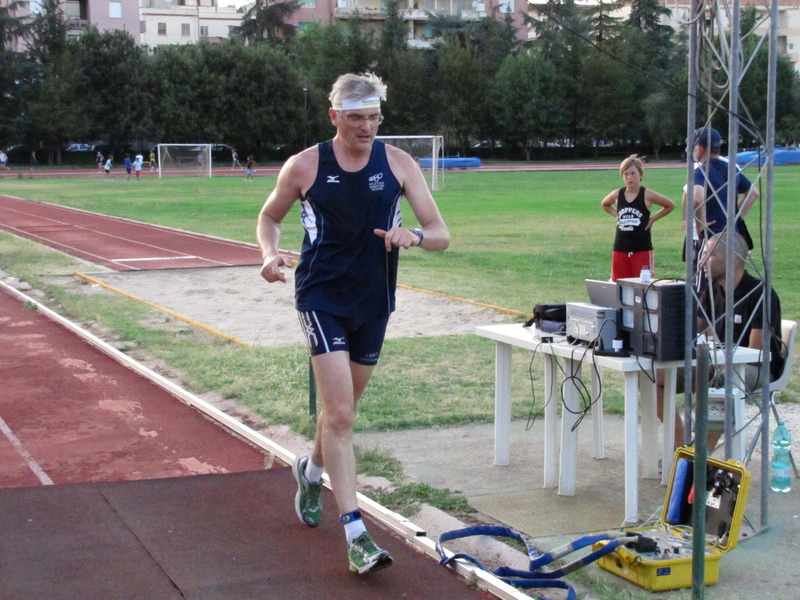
<box><xmin>377</xmin><ymin>147</ymin><xmax>450</xmax><ymax>252</ymax></box>
<box><xmin>257</xmin><ymin>150</ymin><xmax>316</xmax><ymax>282</ymax></box>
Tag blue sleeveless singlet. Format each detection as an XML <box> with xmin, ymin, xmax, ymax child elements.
<box><xmin>295</xmin><ymin>140</ymin><xmax>404</xmax><ymax>318</ymax></box>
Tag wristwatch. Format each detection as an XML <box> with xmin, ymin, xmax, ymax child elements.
<box><xmin>409</xmin><ymin>228</ymin><xmax>424</xmax><ymax>247</ymax></box>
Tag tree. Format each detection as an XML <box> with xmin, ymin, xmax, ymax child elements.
<box><xmin>585</xmin><ymin>0</ymin><xmax>621</xmax><ymax>44</ymax></box>
<box><xmin>151</xmin><ymin>41</ymin><xmax>304</xmax><ymax>154</ymax></box>
<box><xmin>238</xmin><ymin>0</ymin><xmax>301</xmax><ymax>45</ymax></box>
<box><xmin>26</xmin><ymin>0</ymin><xmax>68</xmax><ymax>64</ymax></box>
<box><xmin>78</xmin><ymin>28</ymin><xmax>154</xmax><ymax>153</ymax></box>
<box><xmin>26</xmin><ymin>46</ymin><xmax>90</xmax><ymax>164</ymax></box>
<box><xmin>494</xmin><ymin>50</ymin><xmax>565</xmax><ymax>159</ymax></box>
<box><xmin>0</xmin><ymin>0</ymin><xmax>30</xmax><ymax>145</ymax></box>
<box><xmin>436</xmin><ymin>40</ymin><xmax>484</xmax><ymax>153</ymax></box>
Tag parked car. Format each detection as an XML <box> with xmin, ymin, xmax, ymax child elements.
<box><xmin>66</xmin><ymin>143</ymin><xmax>92</xmax><ymax>152</ymax></box>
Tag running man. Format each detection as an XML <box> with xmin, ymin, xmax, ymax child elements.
<box><xmin>257</xmin><ymin>72</ymin><xmax>449</xmax><ymax>574</ymax></box>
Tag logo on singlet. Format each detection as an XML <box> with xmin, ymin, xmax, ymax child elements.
<box><xmin>368</xmin><ymin>172</ymin><xmax>385</xmax><ymax>192</ymax></box>
<box><xmin>327</xmin><ymin>175</ymin><xmax>339</xmax><ymax>183</ymax></box>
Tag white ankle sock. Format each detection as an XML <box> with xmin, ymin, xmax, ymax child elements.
<box><xmin>344</xmin><ymin>519</ymin><xmax>367</xmax><ymax>544</ymax></box>
<box><xmin>304</xmin><ymin>458</ymin><xmax>324</xmax><ymax>483</ymax></box>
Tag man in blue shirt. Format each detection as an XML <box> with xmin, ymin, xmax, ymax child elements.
<box><xmin>257</xmin><ymin>72</ymin><xmax>450</xmax><ymax>575</ymax></box>
<box><xmin>690</xmin><ymin>127</ymin><xmax>759</xmax><ymax>240</ymax></box>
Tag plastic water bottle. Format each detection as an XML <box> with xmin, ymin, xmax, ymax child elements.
<box><xmin>771</xmin><ymin>421</ymin><xmax>792</xmax><ymax>493</ymax></box>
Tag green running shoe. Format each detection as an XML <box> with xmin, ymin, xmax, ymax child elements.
<box><xmin>347</xmin><ymin>531</ymin><xmax>393</xmax><ymax>574</ymax></box>
<box><xmin>292</xmin><ymin>454</ymin><xmax>323</xmax><ymax>527</ymax></box>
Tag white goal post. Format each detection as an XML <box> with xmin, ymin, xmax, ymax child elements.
<box><xmin>377</xmin><ymin>135</ymin><xmax>444</xmax><ymax>191</ymax></box>
<box><xmin>157</xmin><ymin>144</ymin><xmax>212</xmax><ymax>178</ymax></box>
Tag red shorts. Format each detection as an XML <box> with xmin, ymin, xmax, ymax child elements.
<box><xmin>611</xmin><ymin>250</ymin><xmax>653</xmax><ymax>282</ymax></box>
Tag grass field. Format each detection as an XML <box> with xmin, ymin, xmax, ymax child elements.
<box><xmin>2</xmin><ymin>167</ymin><xmax>798</xmax><ymax>317</ymax></box>
<box><xmin>1</xmin><ymin>167</ymin><xmax>798</xmax><ymax>438</ymax></box>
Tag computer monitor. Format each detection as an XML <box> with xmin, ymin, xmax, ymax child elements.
<box><xmin>617</xmin><ymin>278</ymin><xmax>690</xmax><ymax>361</ymax></box>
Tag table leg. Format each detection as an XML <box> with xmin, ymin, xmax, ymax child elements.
<box><xmin>661</xmin><ymin>367</ymin><xmax>677</xmax><ymax>486</ymax></box>
<box><xmin>640</xmin><ymin>371</ymin><xmax>659</xmax><ymax>480</ymax></box>
<box><xmin>544</xmin><ymin>354</ymin><xmax>557</xmax><ymax>488</ymax></box>
<box><xmin>731</xmin><ymin>364</ymin><xmax>747</xmax><ymax>462</ymax></box>
<box><xmin>558</xmin><ymin>358</ymin><xmax>581</xmax><ymax>496</ymax></box>
<box><xmin>494</xmin><ymin>341</ymin><xmax>512</xmax><ymax>466</ymax></box>
<box><xmin>624</xmin><ymin>370</ymin><xmax>639</xmax><ymax>523</ymax></box>
<box><xmin>591</xmin><ymin>366</ymin><xmax>605</xmax><ymax>459</ymax></box>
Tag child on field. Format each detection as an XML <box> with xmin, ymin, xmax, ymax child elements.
<box><xmin>133</xmin><ymin>153</ymin><xmax>143</xmax><ymax>180</ymax></box>
<box><xmin>104</xmin><ymin>155</ymin><xmax>114</xmax><ymax>180</ymax></box>
<box><xmin>245</xmin><ymin>155</ymin><xmax>255</xmax><ymax>181</ymax></box>
<box><xmin>124</xmin><ymin>154</ymin><xmax>132</xmax><ymax>180</ymax></box>
<box><xmin>601</xmin><ymin>155</ymin><xmax>675</xmax><ymax>281</ymax></box>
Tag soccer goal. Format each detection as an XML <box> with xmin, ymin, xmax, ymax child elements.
<box><xmin>157</xmin><ymin>144</ymin><xmax>212</xmax><ymax>178</ymax></box>
<box><xmin>377</xmin><ymin>135</ymin><xmax>444</xmax><ymax>191</ymax></box>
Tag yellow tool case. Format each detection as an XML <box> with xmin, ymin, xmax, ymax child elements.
<box><xmin>592</xmin><ymin>447</ymin><xmax>751</xmax><ymax>591</ymax></box>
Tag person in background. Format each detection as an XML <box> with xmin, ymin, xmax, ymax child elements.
<box><xmin>96</xmin><ymin>151</ymin><xmax>104</xmax><ymax>172</ymax></box>
<box><xmin>656</xmin><ymin>232</ymin><xmax>782</xmax><ymax>451</ymax></box>
<box><xmin>232</xmin><ymin>149</ymin><xmax>241</xmax><ymax>169</ymax></box>
<box><xmin>133</xmin><ymin>153</ymin><xmax>143</xmax><ymax>180</ymax></box>
<box><xmin>245</xmin><ymin>155</ymin><xmax>255</xmax><ymax>181</ymax></box>
<box><xmin>104</xmin><ymin>154</ymin><xmax>113</xmax><ymax>180</ymax></box>
<box><xmin>601</xmin><ymin>154</ymin><xmax>675</xmax><ymax>281</ymax></box>
<box><xmin>124</xmin><ymin>154</ymin><xmax>132</xmax><ymax>181</ymax></box>
<box><xmin>149</xmin><ymin>149</ymin><xmax>157</xmax><ymax>171</ymax></box>
<box><xmin>0</xmin><ymin>150</ymin><xmax>9</xmax><ymax>171</ymax></box>
<box><xmin>257</xmin><ymin>72</ymin><xmax>449</xmax><ymax>575</ymax></box>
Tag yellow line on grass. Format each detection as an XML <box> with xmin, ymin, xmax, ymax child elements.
<box><xmin>74</xmin><ymin>271</ymin><xmax>253</xmax><ymax>348</ymax></box>
<box><xmin>397</xmin><ymin>284</ymin><xmax>530</xmax><ymax>317</ymax></box>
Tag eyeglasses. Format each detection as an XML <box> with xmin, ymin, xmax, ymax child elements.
<box><xmin>342</xmin><ymin>112</ymin><xmax>384</xmax><ymax>125</ymax></box>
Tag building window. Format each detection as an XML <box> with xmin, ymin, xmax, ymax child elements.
<box><xmin>182</xmin><ymin>23</ymin><xmax>190</xmax><ymax>36</ymax></box>
<box><xmin>300</xmin><ymin>0</ymin><xmax>315</xmax><ymax>6</ymax></box>
<box><xmin>200</xmin><ymin>25</ymin><xmax>209</xmax><ymax>38</ymax></box>
<box><xmin>178</xmin><ymin>0</ymin><xmax>185</xmax><ymax>5</ymax></box>
<box><xmin>158</xmin><ymin>22</ymin><xmax>167</xmax><ymax>35</ymax></box>
<box><xmin>109</xmin><ymin>1</ymin><xmax>122</xmax><ymax>18</ymax></box>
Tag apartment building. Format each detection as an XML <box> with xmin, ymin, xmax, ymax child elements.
<box><xmin>290</xmin><ymin>0</ymin><xmax>528</xmax><ymax>47</ymax></box>
<box><xmin>2</xmin><ymin>0</ymin><xmax>529</xmax><ymax>49</ymax></box>
<box><xmin>659</xmin><ymin>0</ymin><xmax>800</xmax><ymax>70</ymax></box>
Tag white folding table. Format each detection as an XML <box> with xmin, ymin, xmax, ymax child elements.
<box><xmin>475</xmin><ymin>323</ymin><xmax>758</xmax><ymax>524</ymax></box>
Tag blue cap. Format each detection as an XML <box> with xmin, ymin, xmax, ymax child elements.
<box><xmin>693</xmin><ymin>127</ymin><xmax>722</xmax><ymax>149</ymax></box>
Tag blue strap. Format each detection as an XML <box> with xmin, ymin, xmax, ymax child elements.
<box><xmin>436</xmin><ymin>525</ymin><xmax>629</xmax><ymax>600</ymax></box>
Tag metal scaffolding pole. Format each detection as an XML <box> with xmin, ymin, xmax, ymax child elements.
<box><xmin>685</xmin><ymin>0</ymin><xmax>778</xmax><ymax>529</ymax></box>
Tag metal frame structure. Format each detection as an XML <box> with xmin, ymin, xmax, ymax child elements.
<box><xmin>683</xmin><ymin>0</ymin><xmax>779</xmax><ymax>529</ymax></box>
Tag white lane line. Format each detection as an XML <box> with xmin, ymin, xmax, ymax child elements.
<box><xmin>113</xmin><ymin>256</ymin><xmax>200</xmax><ymax>263</ymax></box>
<box><xmin>0</xmin><ymin>414</ymin><xmax>54</xmax><ymax>485</ymax></box>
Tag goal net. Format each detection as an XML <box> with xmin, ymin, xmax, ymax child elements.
<box><xmin>377</xmin><ymin>135</ymin><xmax>444</xmax><ymax>191</ymax></box>
<box><xmin>157</xmin><ymin>144</ymin><xmax>212</xmax><ymax>178</ymax></box>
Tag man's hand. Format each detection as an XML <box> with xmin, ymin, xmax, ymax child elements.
<box><xmin>260</xmin><ymin>254</ymin><xmax>293</xmax><ymax>283</ymax></box>
<box><xmin>374</xmin><ymin>227</ymin><xmax>420</xmax><ymax>251</ymax></box>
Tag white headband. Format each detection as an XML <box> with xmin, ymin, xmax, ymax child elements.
<box><xmin>331</xmin><ymin>96</ymin><xmax>381</xmax><ymax>111</ymax></box>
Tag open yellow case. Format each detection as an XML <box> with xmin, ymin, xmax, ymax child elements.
<box><xmin>592</xmin><ymin>447</ymin><xmax>751</xmax><ymax>591</ymax></box>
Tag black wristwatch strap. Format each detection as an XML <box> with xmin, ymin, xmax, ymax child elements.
<box><xmin>409</xmin><ymin>228</ymin><xmax>424</xmax><ymax>247</ymax></box>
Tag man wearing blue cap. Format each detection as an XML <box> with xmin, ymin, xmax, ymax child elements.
<box><xmin>689</xmin><ymin>127</ymin><xmax>759</xmax><ymax>242</ymax></box>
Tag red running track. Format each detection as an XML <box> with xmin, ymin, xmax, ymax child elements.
<box><xmin>0</xmin><ymin>286</ymin><xmax>269</xmax><ymax>487</ymax></box>
<box><xmin>0</xmin><ymin>195</ymin><xmax>263</xmax><ymax>271</ymax></box>
<box><xmin>0</xmin><ymin>286</ymin><xmax>492</xmax><ymax>600</ymax></box>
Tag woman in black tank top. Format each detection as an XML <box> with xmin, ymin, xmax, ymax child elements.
<box><xmin>601</xmin><ymin>155</ymin><xmax>675</xmax><ymax>281</ymax></box>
